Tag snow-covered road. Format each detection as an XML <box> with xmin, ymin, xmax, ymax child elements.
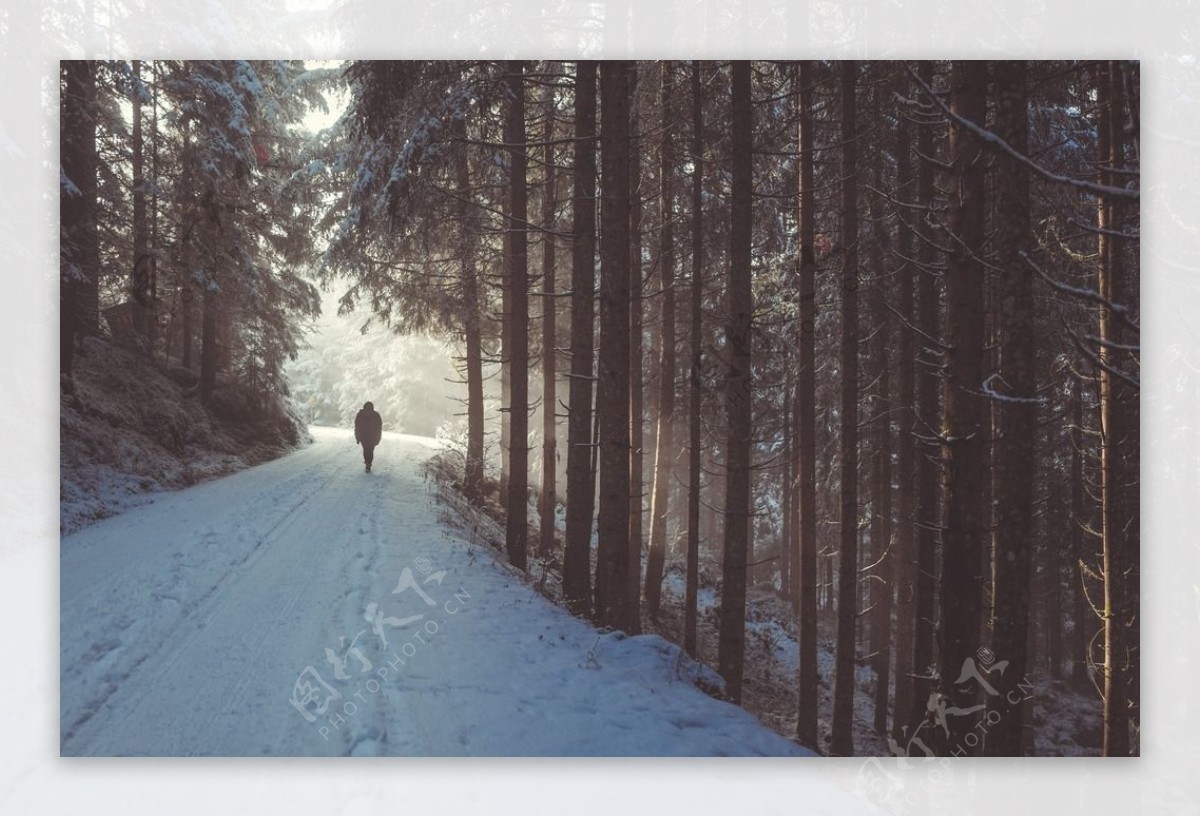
<box><xmin>60</xmin><ymin>427</ymin><xmax>818</xmax><ymax>758</ymax></box>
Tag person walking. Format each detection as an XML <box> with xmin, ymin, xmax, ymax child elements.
<box><xmin>354</xmin><ymin>401</ymin><xmax>383</xmax><ymax>472</ymax></box>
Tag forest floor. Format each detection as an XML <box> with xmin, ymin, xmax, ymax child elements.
<box><xmin>651</xmin><ymin>571</ymin><xmax>1105</xmax><ymax>758</ymax></box>
<box><xmin>60</xmin><ymin>336</ymin><xmax>308</xmax><ymax>535</ymax></box>
<box><xmin>60</xmin><ymin>427</ymin><xmax>869</xmax><ymax>773</ymax></box>
<box><xmin>428</xmin><ymin>451</ymin><xmax>1105</xmax><ymax>759</ymax></box>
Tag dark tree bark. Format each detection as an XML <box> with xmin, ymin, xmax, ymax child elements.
<box><xmin>539</xmin><ymin>78</ymin><xmax>558</xmax><ymax>558</ymax></box>
<box><xmin>684</xmin><ymin>60</ymin><xmax>704</xmax><ymax>658</ymax></box>
<box><xmin>645</xmin><ymin>61</ymin><xmax>677</xmax><ymax>618</ymax></box>
<box><xmin>717</xmin><ymin>60</ymin><xmax>753</xmax><ymax>703</ymax></box>
<box><xmin>831</xmin><ymin>59</ymin><xmax>860</xmax><ymax>757</ymax></box>
<box><xmin>61</xmin><ymin>61</ymin><xmax>99</xmax><ymax>375</ymax></box>
<box><xmin>463</xmin><ymin>284</ymin><xmax>486</xmax><ymax>502</ymax></box>
<box><xmin>595</xmin><ymin>60</ymin><xmax>634</xmax><ymax>631</ymax></box>
<box><xmin>910</xmin><ymin>59</ymin><xmax>941</xmax><ymax>735</ymax></box>
<box><xmin>937</xmin><ymin>59</ymin><xmax>989</xmax><ymax>755</ymax></box>
<box><xmin>627</xmin><ymin>63</ymin><xmax>645</xmax><ymax>633</ymax></box>
<box><xmin>149</xmin><ymin>61</ymin><xmax>159</xmax><ymax>354</ymax></box>
<box><xmin>1047</xmin><ymin>480</ymin><xmax>1063</xmax><ymax>680</ymax></box>
<box><xmin>454</xmin><ymin>118</ymin><xmax>485</xmax><ymax>502</ymax></box>
<box><xmin>1098</xmin><ymin>60</ymin><xmax>1139</xmax><ymax>757</ymax></box>
<box><xmin>794</xmin><ymin>59</ymin><xmax>820</xmax><ymax>749</ymax></box>
<box><xmin>181</xmin><ymin>282</ymin><xmax>194</xmax><ymax>369</ymax></box>
<box><xmin>987</xmin><ymin>59</ymin><xmax>1036</xmax><ymax>757</ymax></box>
<box><xmin>500</xmin><ymin>221</ymin><xmax>512</xmax><ymax>509</ymax></box>
<box><xmin>781</xmin><ymin>372</ymin><xmax>793</xmax><ymax>605</ymax></box>
<box><xmin>1070</xmin><ymin>382</ymin><xmax>1091</xmax><ymax>691</ymax></box>
<box><xmin>200</xmin><ymin>279</ymin><xmax>219</xmax><ymax>399</ymax></box>
<box><xmin>868</xmin><ymin>192</ymin><xmax>893</xmax><ymax>738</ymax></box>
<box><xmin>891</xmin><ymin>81</ymin><xmax>918</xmax><ymax>746</ymax></box>
<box><xmin>178</xmin><ymin>115</ymin><xmax>195</xmax><ymax>371</ymax></box>
<box><xmin>503</xmin><ymin>59</ymin><xmax>530</xmax><ymax>573</ymax></box>
<box><xmin>563</xmin><ymin>61</ymin><xmax>599</xmax><ymax>615</ymax></box>
<box><xmin>131</xmin><ymin>59</ymin><xmax>152</xmax><ymax>348</ymax></box>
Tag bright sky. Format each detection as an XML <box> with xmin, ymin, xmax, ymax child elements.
<box><xmin>302</xmin><ymin>59</ymin><xmax>349</xmax><ymax>135</ymax></box>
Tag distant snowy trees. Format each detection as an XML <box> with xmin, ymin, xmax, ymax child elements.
<box><xmin>317</xmin><ymin>61</ymin><xmax>503</xmax><ymax>504</ymax></box>
<box><xmin>285</xmin><ymin>309</ymin><xmax>463</xmax><ymax>436</ymax></box>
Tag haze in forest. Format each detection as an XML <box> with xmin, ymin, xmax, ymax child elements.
<box><xmin>59</xmin><ymin>59</ymin><xmax>1140</xmax><ymax>760</ymax></box>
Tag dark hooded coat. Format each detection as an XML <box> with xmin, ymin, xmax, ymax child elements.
<box><xmin>355</xmin><ymin>404</ymin><xmax>382</xmax><ymax>447</ymax></box>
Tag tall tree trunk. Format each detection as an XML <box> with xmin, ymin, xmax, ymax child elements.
<box><xmin>717</xmin><ymin>59</ymin><xmax>753</xmax><ymax>704</ymax></box>
<box><xmin>645</xmin><ymin>61</ymin><xmax>677</xmax><ymax>618</ymax></box>
<box><xmin>563</xmin><ymin>61</ymin><xmax>599</xmax><ymax>615</ymax></box>
<box><xmin>454</xmin><ymin>118</ymin><xmax>485</xmax><ymax>501</ymax></box>
<box><xmin>831</xmin><ymin>59</ymin><xmax>859</xmax><ymax>757</ymax></box>
<box><xmin>539</xmin><ymin>78</ymin><xmax>558</xmax><ymax>557</ymax></box>
<box><xmin>987</xmin><ymin>60</ymin><xmax>1036</xmax><ymax>757</ymax></box>
<box><xmin>781</xmin><ymin>374</ymin><xmax>793</xmax><ymax>603</ymax></box>
<box><xmin>501</xmin><ymin>224</ymin><xmax>512</xmax><ymax>508</ymax></box>
<box><xmin>937</xmin><ymin>59</ymin><xmax>989</xmax><ymax>755</ymax></box>
<box><xmin>503</xmin><ymin>60</ymin><xmax>530</xmax><ymax>573</ymax></box>
<box><xmin>131</xmin><ymin>59</ymin><xmax>151</xmax><ymax>348</ymax></box>
<box><xmin>910</xmin><ymin>60</ymin><xmax>940</xmax><ymax>735</ymax></box>
<box><xmin>149</xmin><ymin>61</ymin><xmax>159</xmax><ymax>356</ymax></box>
<box><xmin>1098</xmin><ymin>60</ymin><xmax>1139</xmax><ymax>757</ymax></box>
<box><xmin>794</xmin><ymin>59</ymin><xmax>820</xmax><ymax>748</ymax></box>
<box><xmin>200</xmin><ymin>278</ymin><xmax>218</xmax><ymax>400</ymax></box>
<box><xmin>60</xmin><ymin>60</ymin><xmax>99</xmax><ymax>375</ymax></box>
<box><xmin>684</xmin><ymin>60</ymin><xmax>704</xmax><ymax>658</ymax></box>
<box><xmin>181</xmin><ymin>284</ymin><xmax>194</xmax><ymax>369</ymax></box>
<box><xmin>595</xmin><ymin>60</ymin><xmax>634</xmax><ymax>631</ymax></box>
<box><xmin>464</xmin><ymin>295</ymin><xmax>486</xmax><ymax>501</ymax></box>
<box><xmin>891</xmin><ymin>79</ymin><xmax>918</xmax><ymax>746</ymax></box>
<box><xmin>1070</xmin><ymin>381</ymin><xmax>1091</xmax><ymax>691</ymax></box>
<box><xmin>179</xmin><ymin>120</ymin><xmax>194</xmax><ymax>371</ymax></box>
<box><xmin>1047</xmin><ymin>480</ymin><xmax>1063</xmax><ymax>680</ymax></box>
<box><xmin>627</xmin><ymin>63</ymin><xmax>645</xmax><ymax>632</ymax></box>
<box><xmin>869</xmin><ymin>193</ymin><xmax>893</xmax><ymax>737</ymax></box>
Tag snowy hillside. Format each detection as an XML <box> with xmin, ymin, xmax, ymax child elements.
<box><xmin>60</xmin><ymin>336</ymin><xmax>308</xmax><ymax>534</ymax></box>
<box><xmin>60</xmin><ymin>427</ymin><xmax>849</xmax><ymax>761</ymax></box>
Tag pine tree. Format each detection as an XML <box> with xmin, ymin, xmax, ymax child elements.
<box><xmin>563</xmin><ymin>61</ymin><xmax>599</xmax><ymax>616</ymax></box>
<box><xmin>1097</xmin><ymin>60</ymin><xmax>1140</xmax><ymax>757</ymax></box>
<box><xmin>684</xmin><ymin>60</ymin><xmax>705</xmax><ymax>658</ymax></box>
<box><xmin>538</xmin><ymin>74</ymin><xmax>559</xmax><ymax>557</ymax></box>
<box><xmin>794</xmin><ymin>59</ymin><xmax>820</xmax><ymax>748</ymax></box>
<box><xmin>937</xmin><ymin>59</ymin><xmax>989</xmax><ymax>755</ymax></box>
<box><xmin>595</xmin><ymin>60</ymin><xmax>634</xmax><ymax>630</ymax></box>
<box><xmin>61</xmin><ymin>60</ymin><xmax>100</xmax><ymax>375</ymax></box>
<box><xmin>503</xmin><ymin>60</ymin><xmax>531</xmax><ymax>573</ymax></box>
<box><xmin>910</xmin><ymin>60</ymin><xmax>941</xmax><ymax>734</ymax></box>
<box><xmin>717</xmin><ymin>59</ymin><xmax>753</xmax><ymax>704</ymax></box>
<box><xmin>988</xmin><ymin>59</ymin><xmax>1036</xmax><ymax>756</ymax></box>
<box><xmin>627</xmin><ymin>62</ymin><xmax>645</xmax><ymax>633</ymax></box>
<box><xmin>645</xmin><ymin>61</ymin><xmax>677</xmax><ymax>619</ymax></box>
<box><xmin>831</xmin><ymin>59</ymin><xmax>860</xmax><ymax>757</ymax></box>
<box><xmin>890</xmin><ymin>70</ymin><xmax>918</xmax><ymax>745</ymax></box>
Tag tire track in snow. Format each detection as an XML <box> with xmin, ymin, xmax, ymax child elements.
<box><xmin>62</xmin><ymin>462</ymin><xmax>344</xmax><ymax>747</ymax></box>
<box><xmin>61</xmin><ymin>432</ymin><xmax>360</xmax><ymax>754</ymax></box>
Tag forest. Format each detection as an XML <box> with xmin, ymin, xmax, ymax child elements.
<box><xmin>60</xmin><ymin>58</ymin><xmax>1140</xmax><ymax>757</ymax></box>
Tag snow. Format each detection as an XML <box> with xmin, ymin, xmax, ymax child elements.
<box><xmin>662</xmin><ymin>568</ymin><xmax>720</xmax><ymax>614</ymax></box>
<box><xmin>60</xmin><ymin>427</ymin><xmax>849</xmax><ymax>761</ymax></box>
<box><xmin>657</xmin><ymin>555</ymin><xmax>1102</xmax><ymax>758</ymax></box>
<box><xmin>59</xmin><ymin>337</ymin><xmax>306</xmax><ymax>535</ymax></box>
